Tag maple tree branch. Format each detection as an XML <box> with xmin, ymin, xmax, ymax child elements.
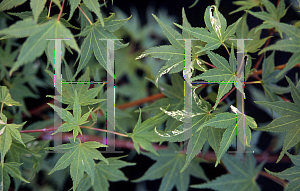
<box><xmin>78</xmin><ymin>5</ymin><xmax>93</xmax><ymax>25</ymax></box>
<box><xmin>47</xmin><ymin>1</ymin><xmax>52</xmax><ymax>18</ymax></box>
<box><xmin>56</xmin><ymin>0</ymin><xmax>65</xmax><ymax>21</ymax></box>
<box><xmin>253</xmin><ymin>63</ymin><xmax>300</xmax><ymax>76</ymax></box>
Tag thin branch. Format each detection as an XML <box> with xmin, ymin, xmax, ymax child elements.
<box><xmin>253</xmin><ymin>63</ymin><xmax>300</xmax><ymax>76</ymax></box>
<box><xmin>259</xmin><ymin>171</ymin><xmax>287</xmax><ymax>188</ymax></box>
<box><xmin>78</xmin><ymin>5</ymin><xmax>93</xmax><ymax>25</ymax></box>
<box><xmin>81</xmin><ymin>126</ymin><xmax>128</xmax><ymax>137</ymax></box>
<box><xmin>56</xmin><ymin>0</ymin><xmax>65</xmax><ymax>21</ymax></box>
<box><xmin>116</xmin><ymin>93</ymin><xmax>166</xmax><ymax>110</ymax></box>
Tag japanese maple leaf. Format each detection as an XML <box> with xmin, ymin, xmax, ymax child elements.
<box><xmin>48</xmin><ymin>90</ymin><xmax>92</xmax><ymax>140</ymax></box>
<box><xmin>255</xmin><ymin>76</ymin><xmax>300</xmax><ymax>163</ymax></box>
<box><xmin>132</xmin><ymin>143</ymin><xmax>208</xmax><ymax>191</ymax></box>
<box><xmin>47</xmin><ymin>138</ymin><xmax>108</xmax><ymax>191</ymax></box>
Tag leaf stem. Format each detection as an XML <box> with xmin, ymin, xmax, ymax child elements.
<box><xmin>47</xmin><ymin>1</ymin><xmax>52</xmax><ymax>18</ymax></box>
<box><xmin>244</xmin><ymin>81</ymin><xmax>261</xmax><ymax>84</ymax></box>
<box><xmin>222</xmin><ymin>43</ymin><xmax>230</xmax><ymax>55</ymax></box>
<box><xmin>78</xmin><ymin>5</ymin><xmax>93</xmax><ymax>25</ymax></box>
<box><xmin>56</xmin><ymin>0</ymin><xmax>65</xmax><ymax>21</ymax></box>
<box><xmin>0</xmin><ymin>102</ymin><xmax>4</xmax><ymax>114</ymax></box>
<box><xmin>213</xmin><ymin>87</ymin><xmax>236</xmax><ymax>109</ymax></box>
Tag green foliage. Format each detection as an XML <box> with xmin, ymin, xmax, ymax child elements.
<box><xmin>133</xmin><ymin>143</ymin><xmax>209</xmax><ymax>191</ymax></box>
<box><xmin>0</xmin><ymin>0</ymin><xmax>299</xmax><ymax>190</ymax></box>
<box><xmin>47</xmin><ymin>138</ymin><xmax>108</xmax><ymax>190</ymax></box>
<box><xmin>191</xmin><ymin>153</ymin><xmax>264</xmax><ymax>190</ymax></box>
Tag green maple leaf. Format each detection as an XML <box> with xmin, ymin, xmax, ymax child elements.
<box><xmin>258</xmin><ymin>21</ymin><xmax>300</xmax><ymax>79</ymax></box>
<box><xmin>174</xmin><ymin>6</ymin><xmax>241</xmax><ymax>54</ymax></box>
<box><xmin>248</xmin><ymin>0</ymin><xmax>288</xmax><ymax>37</ymax></box>
<box><xmin>136</xmin><ymin>8</ymin><xmax>208</xmax><ymax>86</ymax></box>
<box><xmin>198</xmin><ymin>111</ymin><xmax>257</xmax><ymax>166</ymax></box>
<box><xmin>48</xmin><ymin>90</ymin><xmax>93</xmax><ymax>140</ymax></box>
<box><xmin>0</xmin><ymin>17</ymin><xmax>80</xmax><ymax>75</ymax></box>
<box><xmin>265</xmin><ymin>152</ymin><xmax>300</xmax><ymax>191</ymax></box>
<box><xmin>137</xmin><ymin>73</ymin><xmax>184</xmax><ymax>132</ymax></box>
<box><xmin>154</xmin><ymin>90</ymin><xmax>224</xmax><ymax>170</ymax></box>
<box><xmin>192</xmin><ymin>45</ymin><xmax>243</xmax><ymax>109</ymax></box>
<box><xmin>255</xmin><ymin>76</ymin><xmax>300</xmax><ymax>163</ymax></box>
<box><xmin>191</xmin><ymin>153</ymin><xmax>264</xmax><ymax>191</ymax></box>
<box><xmin>75</xmin><ymin>13</ymin><xmax>130</xmax><ymax>77</ymax></box>
<box><xmin>132</xmin><ymin>143</ymin><xmax>209</xmax><ymax>191</ymax></box>
<box><xmin>0</xmin><ymin>38</ymin><xmax>20</xmax><ymax>80</ymax></box>
<box><xmin>68</xmin><ymin>0</ymin><xmax>106</xmax><ymax>27</ymax></box>
<box><xmin>0</xmin><ymin>113</ymin><xmax>26</xmax><ymax>161</ymax></box>
<box><xmin>229</xmin><ymin>0</ymin><xmax>261</xmax><ymax>15</ymax></box>
<box><xmin>0</xmin><ymin>162</ymin><xmax>29</xmax><ymax>191</ymax></box>
<box><xmin>5</xmin><ymin>139</ymin><xmax>40</xmax><ymax>164</ymax></box>
<box><xmin>47</xmin><ymin>138</ymin><xmax>108</xmax><ymax>191</ymax></box>
<box><xmin>235</xmin><ymin>13</ymin><xmax>271</xmax><ymax>53</ymax></box>
<box><xmin>127</xmin><ymin>109</ymin><xmax>169</xmax><ymax>156</ymax></box>
<box><xmin>260</xmin><ymin>51</ymin><xmax>290</xmax><ymax>102</ymax></box>
<box><xmin>77</xmin><ymin>156</ymin><xmax>135</xmax><ymax>191</ymax></box>
<box><xmin>0</xmin><ymin>86</ymin><xmax>21</xmax><ymax>107</ymax></box>
<box><xmin>46</xmin><ymin>67</ymin><xmax>105</xmax><ymax>110</ymax></box>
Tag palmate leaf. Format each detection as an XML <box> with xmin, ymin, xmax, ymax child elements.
<box><xmin>0</xmin><ymin>0</ymin><xmax>27</xmax><ymax>11</ymax></box>
<box><xmin>191</xmin><ymin>153</ymin><xmax>264</xmax><ymax>191</ymax></box>
<box><xmin>229</xmin><ymin>0</ymin><xmax>261</xmax><ymax>15</ymax></box>
<box><xmin>265</xmin><ymin>153</ymin><xmax>300</xmax><ymax>191</ymax></box>
<box><xmin>258</xmin><ymin>20</ymin><xmax>300</xmax><ymax>78</ymax></box>
<box><xmin>127</xmin><ymin>109</ymin><xmax>168</xmax><ymax>156</ymax></box>
<box><xmin>132</xmin><ymin>143</ymin><xmax>209</xmax><ymax>191</ymax></box>
<box><xmin>48</xmin><ymin>90</ymin><xmax>93</xmax><ymax>140</ymax></box>
<box><xmin>174</xmin><ymin>6</ymin><xmax>241</xmax><ymax>53</ymax></box>
<box><xmin>261</xmin><ymin>51</ymin><xmax>290</xmax><ymax>102</ymax></box>
<box><xmin>0</xmin><ymin>17</ymin><xmax>81</xmax><ymax>75</ymax></box>
<box><xmin>75</xmin><ymin>13</ymin><xmax>130</xmax><ymax>77</ymax></box>
<box><xmin>192</xmin><ymin>46</ymin><xmax>242</xmax><ymax>109</ymax></box>
<box><xmin>30</xmin><ymin>0</ymin><xmax>47</xmax><ymax>23</ymax></box>
<box><xmin>197</xmin><ymin>111</ymin><xmax>257</xmax><ymax>166</ymax></box>
<box><xmin>77</xmin><ymin>156</ymin><xmax>135</xmax><ymax>191</ymax></box>
<box><xmin>45</xmin><ymin>67</ymin><xmax>105</xmax><ymax>110</ymax></box>
<box><xmin>0</xmin><ymin>86</ymin><xmax>21</xmax><ymax>107</ymax></box>
<box><xmin>0</xmin><ymin>113</ymin><xmax>26</xmax><ymax>161</ymax></box>
<box><xmin>47</xmin><ymin>138</ymin><xmax>108</xmax><ymax>191</ymax></box>
<box><xmin>136</xmin><ymin>8</ymin><xmax>208</xmax><ymax>85</ymax></box>
<box><xmin>136</xmin><ymin>73</ymin><xmax>184</xmax><ymax>133</ymax></box>
<box><xmin>255</xmin><ymin>77</ymin><xmax>300</xmax><ymax>162</ymax></box>
<box><xmin>236</xmin><ymin>13</ymin><xmax>271</xmax><ymax>53</ymax></box>
<box><xmin>0</xmin><ymin>162</ymin><xmax>29</xmax><ymax>191</ymax></box>
<box><xmin>68</xmin><ymin>0</ymin><xmax>106</xmax><ymax>26</ymax></box>
<box><xmin>154</xmin><ymin>90</ymin><xmax>223</xmax><ymax>171</ymax></box>
<box><xmin>248</xmin><ymin>0</ymin><xmax>288</xmax><ymax>38</ymax></box>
